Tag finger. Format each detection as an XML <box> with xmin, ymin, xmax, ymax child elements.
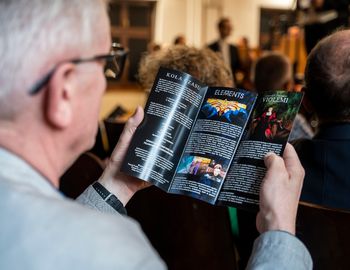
<box><xmin>111</xmin><ymin>106</ymin><xmax>144</xmax><ymax>163</ymax></box>
<box><xmin>264</xmin><ymin>152</ymin><xmax>284</xmax><ymax>171</ymax></box>
<box><xmin>262</xmin><ymin>152</ymin><xmax>286</xmax><ymax>185</ymax></box>
<box><xmin>256</xmin><ymin>211</ymin><xmax>264</xmax><ymax>234</ymax></box>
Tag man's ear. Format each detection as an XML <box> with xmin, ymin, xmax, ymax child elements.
<box><xmin>45</xmin><ymin>63</ymin><xmax>76</xmax><ymax>129</ymax></box>
<box><xmin>300</xmin><ymin>86</ymin><xmax>314</xmax><ymax>114</ymax></box>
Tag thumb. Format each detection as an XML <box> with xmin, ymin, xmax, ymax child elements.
<box><xmin>262</xmin><ymin>152</ymin><xmax>286</xmax><ymax>185</ymax></box>
<box><xmin>110</xmin><ymin>106</ymin><xmax>144</xmax><ymax>165</ymax></box>
<box><xmin>264</xmin><ymin>152</ymin><xmax>279</xmax><ymax>170</ymax></box>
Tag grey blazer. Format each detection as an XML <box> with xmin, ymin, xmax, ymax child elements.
<box><xmin>0</xmin><ymin>148</ymin><xmax>312</xmax><ymax>270</ymax></box>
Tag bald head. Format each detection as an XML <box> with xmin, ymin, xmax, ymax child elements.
<box><xmin>305</xmin><ymin>30</ymin><xmax>350</xmax><ymax>122</ymax></box>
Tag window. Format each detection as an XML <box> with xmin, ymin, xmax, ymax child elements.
<box><xmin>109</xmin><ymin>0</ymin><xmax>156</xmax><ymax>84</ymax></box>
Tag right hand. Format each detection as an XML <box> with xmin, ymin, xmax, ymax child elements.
<box><xmin>256</xmin><ymin>143</ymin><xmax>305</xmax><ymax>235</ymax></box>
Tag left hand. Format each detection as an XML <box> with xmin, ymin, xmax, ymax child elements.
<box><xmin>98</xmin><ymin>106</ymin><xmax>151</xmax><ymax>206</ymax></box>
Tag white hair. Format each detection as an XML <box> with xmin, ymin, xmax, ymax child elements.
<box><xmin>0</xmin><ymin>0</ymin><xmax>109</xmax><ymax>118</ymax></box>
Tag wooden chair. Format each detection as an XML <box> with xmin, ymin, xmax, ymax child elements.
<box><xmin>126</xmin><ymin>187</ymin><xmax>238</xmax><ymax>270</ymax></box>
<box><xmin>296</xmin><ymin>203</ymin><xmax>350</xmax><ymax>270</ymax></box>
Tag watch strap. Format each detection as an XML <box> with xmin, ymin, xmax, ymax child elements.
<box><xmin>92</xmin><ymin>182</ymin><xmax>127</xmax><ymax>215</ymax></box>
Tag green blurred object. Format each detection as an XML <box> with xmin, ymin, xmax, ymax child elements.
<box><xmin>228</xmin><ymin>207</ymin><xmax>239</xmax><ymax>237</ymax></box>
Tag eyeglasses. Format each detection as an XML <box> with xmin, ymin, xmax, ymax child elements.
<box><xmin>28</xmin><ymin>44</ymin><xmax>127</xmax><ymax>95</ymax></box>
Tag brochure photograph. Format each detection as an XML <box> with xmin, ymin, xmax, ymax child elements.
<box><xmin>120</xmin><ymin>67</ymin><xmax>303</xmax><ymax>210</ymax></box>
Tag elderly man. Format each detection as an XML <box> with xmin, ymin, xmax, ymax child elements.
<box><xmin>0</xmin><ymin>1</ymin><xmax>311</xmax><ymax>269</ymax></box>
<box><xmin>292</xmin><ymin>29</ymin><xmax>350</xmax><ymax>269</ymax></box>
<box><xmin>296</xmin><ymin>29</ymin><xmax>350</xmax><ymax>210</ymax></box>
<box><xmin>0</xmin><ymin>0</ymin><xmax>163</xmax><ymax>269</ymax></box>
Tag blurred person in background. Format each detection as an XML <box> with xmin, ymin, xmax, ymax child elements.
<box><xmin>208</xmin><ymin>17</ymin><xmax>241</xmax><ymax>86</ymax></box>
<box><xmin>173</xmin><ymin>35</ymin><xmax>187</xmax><ymax>45</ymax></box>
<box><xmin>297</xmin><ymin>0</ymin><xmax>350</xmax><ymax>53</ymax></box>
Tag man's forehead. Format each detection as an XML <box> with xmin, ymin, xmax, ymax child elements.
<box><xmin>91</xmin><ymin>13</ymin><xmax>111</xmax><ymax>53</ymax></box>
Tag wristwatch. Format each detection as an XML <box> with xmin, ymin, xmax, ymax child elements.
<box><xmin>92</xmin><ymin>182</ymin><xmax>127</xmax><ymax>215</ymax></box>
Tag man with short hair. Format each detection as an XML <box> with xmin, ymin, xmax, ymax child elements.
<box><xmin>253</xmin><ymin>52</ymin><xmax>314</xmax><ymax>141</ymax></box>
<box><xmin>253</xmin><ymin>52</ymin><xmax>293</xmax><ymax>93</ymax></box>
<box><xmin>208</xmin><ymin>17</ymin><xmax>241</xmax><ymax>85</ymax></box>
<box><xmin>296</xmin><ymin>29</ymin><xmax>350</xmax><ymax>210</ymax></box>
<box><xmin>0</xmin><ymin>1</ymin><xmax>164</xmax><ymax>269</ymax></box>
<box><xmin>0</xmin><ymin>1</ymin><xmax>311</xmax><ymax>269</ymax></box>
<box><xmin>293</xmin><ymin>29</ymin><xmax>350</xmax><ymax>269</ymax></box>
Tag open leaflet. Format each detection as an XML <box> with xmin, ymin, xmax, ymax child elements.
<box><xmin>121</xmin><ymin>67</ymin><xmax>303</xmax><ymax>210</ymax></box>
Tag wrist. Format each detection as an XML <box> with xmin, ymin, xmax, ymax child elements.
<box><xmin>92</xmin><ymin>182</ymin><xmax>127</xmax><ymax>215</ymax></box>
<box><xmin>265</xmin><ymin>223</ymin><xmax>295</xmax><ymax>235</ymax></box>
<box><xmin>260</xmin><ymin>212</ymin><xmax>296</xmax><ymax>235</ymax></box>
<box><xmin>98</xmin><ymin>174</ymin><xmax>135</xmax><ymax>206</ymax></box>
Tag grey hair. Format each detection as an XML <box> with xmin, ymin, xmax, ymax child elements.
<box><xmin>305</xmin><ymin>29</ymin><xmax>350</xmax><ymax>121</ymax></box>
<box><xmin>0</xmin><ymin>0</ymin><xmax>109</xmax><ymax>118</ymax></box>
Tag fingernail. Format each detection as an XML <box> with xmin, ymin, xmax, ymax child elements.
<box><xmin>265</xmin><ymin>152</ymin><xmax>275</xmax><ymax>158</ymax></box>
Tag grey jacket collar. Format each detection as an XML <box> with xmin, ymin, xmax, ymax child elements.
<box><xmin>0</xmin><ymin>147</ymin><xmax>61</xmax><ymax>198</ymax></box>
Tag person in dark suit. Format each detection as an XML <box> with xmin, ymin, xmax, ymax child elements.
<box><xmin>208</xmin><ymin>17</ymin><xmax>241</xmax><ymax>85</ymax></box>
<box><xmin>291</xmin><ymin>30</ymin><xmax>350</xmax><ymax>270</ymax></box>
<box><xmin>298</xmin><ymin>0</ymin><xmax>350</xmax><ymax>53</ymax></box>
<box><xmin>293</xmin><ymin>29</ymin><xmax>350</xmax><ymax>211</ymax></box>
